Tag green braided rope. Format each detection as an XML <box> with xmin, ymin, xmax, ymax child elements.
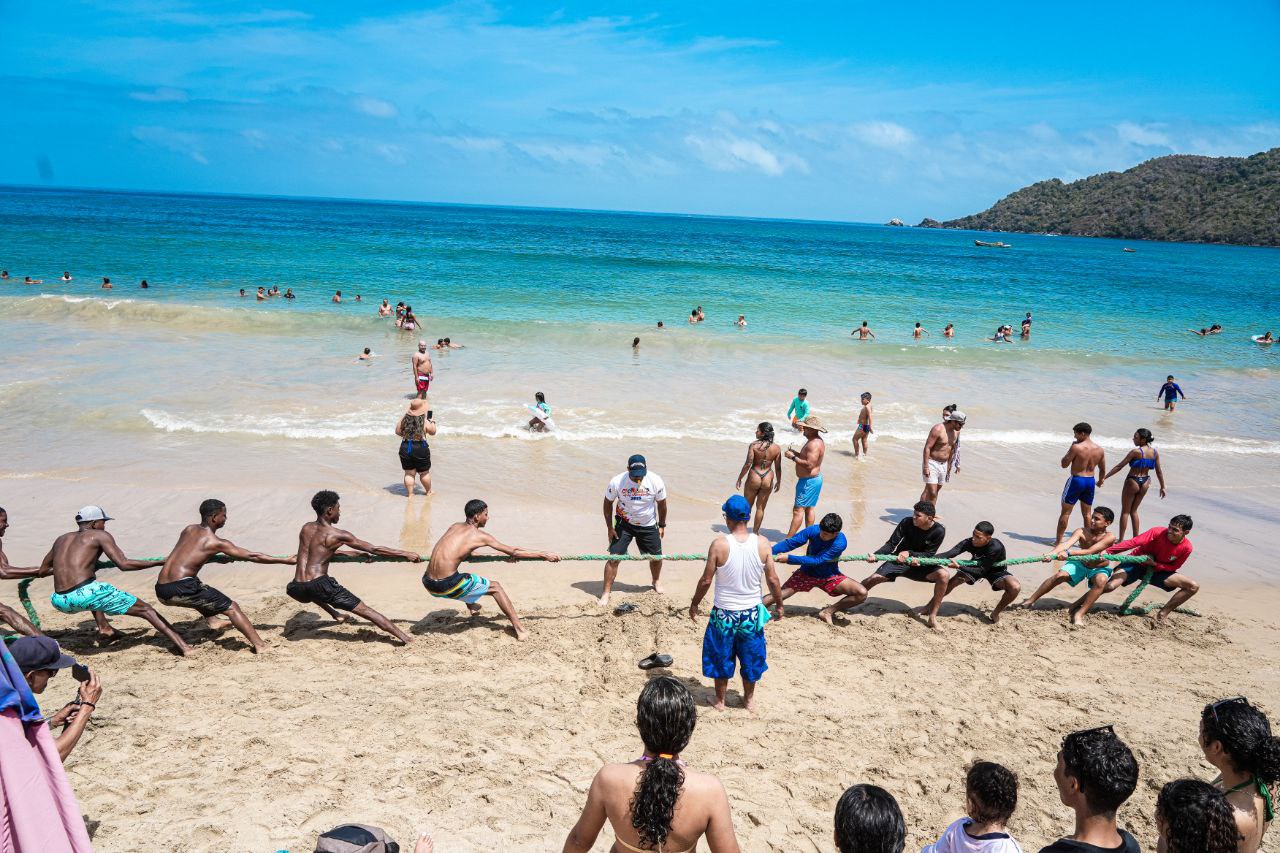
<box><xmin>1117</xmin><ymin>567</ymin><xmax>1201</xmax><ymax>617</ymax></box>
<box><xmin>16</xmin><ymin>578</ymin><xmax>40</xmax><ymax>629</ymax></box>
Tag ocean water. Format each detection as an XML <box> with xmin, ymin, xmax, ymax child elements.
<box><xmin>2</xmin><ymin>186</ymin><xmax>1279</xmax><ymax>560</ymax></box>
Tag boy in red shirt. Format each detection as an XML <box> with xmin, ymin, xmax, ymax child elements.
<box><xmin>1102</xmin><ymin>513</ymin><xmax>1197</xmax><ymax>623</ymax></box>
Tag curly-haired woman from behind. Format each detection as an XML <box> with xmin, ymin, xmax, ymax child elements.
<box><xmin>1155</xmin><ymin>779</ymin><xmax>1238</xmax><ymax>853</ymax></box>
<box><xmin>1201</xmin><ymin>697</ymin><xmax>1280</xmax><ymax>852</ymax></box>
<box><xmin>562</xmin><ymin>676</ymin><xmax>739</xmax><ymax>852</ymax></box>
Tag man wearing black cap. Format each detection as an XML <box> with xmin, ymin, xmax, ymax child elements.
<box><xmin>599</xmin><ymin>454</ymin><xmax>667</xmax><ymax>607</ymax></box>
<box><xmin>8</xmin><ymin>635</ymin><xmax>102</xmax><ymax>761</ymax></box>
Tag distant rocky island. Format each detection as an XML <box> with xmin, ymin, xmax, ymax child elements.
<box><xmin>917</xmin><ymin>147</ymin><xmax>1280</xmax><ymax>247</ymax></box>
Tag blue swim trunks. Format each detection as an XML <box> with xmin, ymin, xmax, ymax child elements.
<box><xmin>702</xmin><ymin>605</ymin><xmax>769</xmax><ymax>682</ymax></box>
<box><xmin>50</xmin><ymin>579</ymin><xmax>138</xmax><ymax>616</ymax></box>
<box><xmin>1062</xmin><ymin>559</ymin><xmax>1113</xmax><ymax>587</ymax></box>
<box><xmin>423</xmin><ymin>571</ymin><xmax>491</xmax><ymax>605</ymax></box>
<box><xmin>794</xmin><ymin>474</ymin><xmax>823</xmax><ymax>508</ymax></box>
<box><xmin>1061</xmin><ymin>475</ymin><xmax>1096</xmax><ymax>507</ymax></box>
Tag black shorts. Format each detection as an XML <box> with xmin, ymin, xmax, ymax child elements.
<box><xmin>286</xmin><ymin>575</ymin><xmax>361</xmax><ymax>612</ymax></box>
<box><xmin>399</xmin><ymin>441</ymin><xmax>432</xmax><ymax>472</ymax></box>
<box><xmin>608</xmin><ymin>519</ymin><xmax>663</xmax><ymax>557</ymax></box>
<box><xmin>875</xmin><ymin>561</ymin><xmax>940</xmax><ymax>583</ymax></box>
<box><xmin>956</xmin><ymin>567</ymin><xmax>1014</xmax><ymax>589</ymax></box>
<box><xmin>1121</xmin><ymin>568</ymin><xmax>1177</xmax><ymax>592</ymax></box>
<box><xmin>155</xmin><ymin>577</ymin><xmax>234</xmax><ymax>617</ymax></box>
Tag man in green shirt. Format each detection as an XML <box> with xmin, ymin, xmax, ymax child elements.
<box><xmin>787</xmin><ymin>388</ymin><xmax>810</xmax><ymax>430</ymax></box>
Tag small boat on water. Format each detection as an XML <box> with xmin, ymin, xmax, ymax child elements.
<box><xmin>974</xmin><ymin>240</ymin><xmax>1011</xmax><ymax>248</ymax></box>
<box><xmin>1123</xmin><ymin>247</ymin><xmax>1136</xmax><ymax>253</ymax></box>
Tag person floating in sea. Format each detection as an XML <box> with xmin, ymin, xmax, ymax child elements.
<box><xmin>527</xmin><ymin>391</ymin><xmax>552</xmax><ymax>432</ymax></box>
<box><xmin>735</xmin><ymin>422</ymin><xmax>781</xmax><ymax>535</ymax></box>
<box><xmin>786</xmin><ymin>388</ymin><xmax>810</xmax><ymax>431</ymax></box>
<box><xmin>354</xmin><ymin>294</ymin><xmax>362</xmax><ymax>303</ymax></box>
<box><xmin>332</xmin><ymin>290</ymin><xmax>342</xmax><ymax>304</ymax></box>
<box><xmin>284</xmin><ymin>288</ymin><xmax>295</xmax><ymax>299</ymax></box>
<box><xmin>287</xmin><ymin>490</ymin><xmax>420</xmax><ymax>644</ymax></box>
<box><xmin>1055</xmin><ymin>422</ymin><xmax>1106</xmax><ymax>545</ymax></box>
<box><xmin>411</xmin><ymin>340</ymin><xmax>433</xmax><ymax>401</ymax></box>
<box><xmin>1159</xmin><ymin>375</ymin><xmax>1186</xmax><ymax>411</ymax></box>
<box><xmin>139</xmin><ymin>279</ymin><xmax>148</xmax><ymax>289</ymax></box>
<box><xmin>1188</xmin><ymin>327</ymin><xmax>1212</xmax><ymax>336</ymax></box>
<box><xmin>785</xmin><ymin>415</ymin><xmax>826</xmax><ymax>537</ymax></box>
<box><xmin>1023</xmin><ymin>506</ymin><xmax>1117</xmax><ymax>625</ymax></box>
<box><xmin>1255</xmin><ymin>331</ymin><xmax>1275</xmax><ymax>344</ymax></box>
<box><xmin>0</xmin><ymin>270</ymin><xmax>8</xmax><ymax>279</ymax></box>
<box><xmin>42</xmin><ymin>506</ymin><xmax>193</xmax><ymax>655</ymax></box>
<box><xmin>921</xmin><ymin>409</ymin><xmax>964</xmax><ymax>504</ymax></box>
<box><xmin>851</xmin><ymin>321</ymin><xmax>876</xmax><ymax>340</ymax></box>
<box><xmin>656</xmin><ymin>320</ymin><xmax>665</xmax><ymax>329</ymax></box>
<box><xmin>695</xmin><ymin>305</ymin><xmax>705</xmax><ymax>322</ymax></box>
<box><xmin>857</xmin><ymin>500</ymin><xmax>946</xmax><ymax>628</ymax></box>
<box><xmin>1100</xmin><ymin>514</ymin><xmax>1198</xmax><ymax>624</ymax></box>
<box><xmin>357</xmin><ymin>348</ymin><xmax>373</xmax><ymax>361</ymax></box>
<box><xmin>1103</xmin><ymin>428</ymin><xmax>1165</xmax><ymax>541</ymax></box>
<box><xmin>155</xmin><ymin>499</ymin><xmax>295</xmax><ymax>654</ymax></box>
<box><xmin>853</xmin><ymin>392</ymin><xmax>873</xmax><ymax>458</ymax></box>
<box><xmin>443</xmin><ymin>337</ymin><xmax>463</xmax><ymax>349</ymax></box>
<box><xmin>765</xmin><ymin>512</ymin><xmax>865</xmax><ymax>625</ymax></box>
<box><xmin>1209</xmin><ymin>323</ymin><xmax>1222</xmax><ymax>334</ymax></box>
<box><xmin>422</xmin><ymin>499</ymin><xmax>559</xmax><ymax>642</ymax></box>
<box><xmin>689</xmin><ymin>495</ymin><xmax>782</xmax><ymax>711</ymax></box>
<box><xmin>101</xmin><ymin>277</ymin><xmax>112</xmax><ymax>290</ymax></box>
<box><xmin>23</xmin><ymin>276</ymin><xmax>42</xmax><ymax>285</ymax></box>
<box><xmin>0</xmin><ymin>506</ymin><xmax>49</xmax><ymax>636</ymax></box>
<box><xmin>239</xmin><ymin>288</ymin><xmax>246</xmax><ymax>297</ymax></box>
<box><xmin>599</xmin><ymin>454</ymin><xmax>667</xmax><ymax>607</ymax></box>
<box><xmin>912</xmin><ymin>322</ymin><xmax>929</xmax><ymax>339</ymax></box>
<box><xmin>60</xmin><ymin>271</ymin><xmax>72</xmax><ymax>281</ymax></box>
<box><xmin>735</xmin><ymin>314</ymin><xmax>747</xmax><ymax>328</ymax></box>
<box><xmin>942</xmin><ymin>323</ymin><xmax>955</xmax><ymax>338</ymax></box>
<box><xmin>934</xmin><ymin>521</ymin><xmax>1021</xmax><ymax>625</ymax></box>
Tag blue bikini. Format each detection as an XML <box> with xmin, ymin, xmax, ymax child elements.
<box><xmin>1128</xmin><ymin>447</ymin><xmax>1156</xmax><ymax>486</ymax></box>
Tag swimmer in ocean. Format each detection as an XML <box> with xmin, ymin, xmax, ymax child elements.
<box><xmin>1158</xmin><ymin>375</ymin><xmax>1185</xmax><ymax>411</ymax></box>
<box><xmin>256</xmin><ymin>287</ymin><xmax>267</xmax><ymax>300</ymax></box>
<box><xmin>1187</xmin><ymin>327</ymin><xmax>1210</xmax><ymax>336</ymax></box>
<box><xmin>332</xmin><ymin>290</ymin><xmax>342</xmax><ymax>304</ymax></box>
<box><xmin>1021</xmin><ymin>312</ymin><xmax>1032</xmax><ymax>338</ymax></box>
<box><xmin>23</xmin><ymin>276</ymin><xmax>42</xmax><ymax>285</ymax></box>
<box><xmin>527</xmin><ymin>392</ymin><xmax>552</xmax><ymax>432</ymax></box>
<box><xmin>60</xmin><ymin>272</ymin><xmax>72</xmax><ymax>281</ymax></box>
<box><xmin>632</xmin><ymin>337</ymin><xmax>640</xmax><ymax>350</ymax></box>
<box><xmin>379</xmin><ymin>299</ymin><xmax>391</xmax><ymax>317</ymax></box>
<box><xmin>239</xmin><ymin>288</ymin><xmax>246</xmax><ymax>297</ymax></box>
<box><xmin>657</xmin><ymin>320</ymin><xmax>665</xmax><ymax>329</ymax></box>
<box><xmin>912</xmin><ymin>322</ymin><xmax>929</xmax><ymax>339</ymax></box>
<box><xmin>357</xmin><ymin>348</ymin><xmax>373</xmax><ymax>361</ymax></box>
<box><xmin>101</xmin><ymin>277</ymin><xmax>112</xmax><ymax>290</ymax></box>
<box><xmin>853</xmin><ymin>392</ymin><xmax>873</xmax><ymax>458</ymax></box>
<box><xmin>0</xmin><ymin>271</ymin><xmax>8</xmax><ymax>279</ymax></box>
<box><xmin>689</xmin><ymin>309</ymin><xmax>698</xmax><ymax>325</ymax></box>
<box><xmin>851</xmin><ymin>321</ymin><xmax>876</xmax><ymax>340</ymax></box>
<box><xmin>1255</xmin><ymin>331</ymin><xmax>1275</xmax><ymax>344</ymax></box>
<box><xmin>942</xmin><ymin>323</ymin><xmax>955</xmax><ymax>338</ymax></box>
<box><xmin>284</xmin><ymin>288</ymin><xmax>295</xmax><ymax>299</ymax></box>
<box><xmin>736</xmin><ymin>315</ymin><xmax>747</xmax><ymax>327</ymax></box>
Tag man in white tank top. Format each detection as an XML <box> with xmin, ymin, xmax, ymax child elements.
<box><xmin>689</xmin><ymin>495</ymin><xmax>783</xmax><ymax>712</ymax></box>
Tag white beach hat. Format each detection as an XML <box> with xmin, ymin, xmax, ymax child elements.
<box><xmin>75</xmin><ymin>505</ymin><xmax>113</xmax><ymax>522</ymax></box>
<box><xmin>946</xmin><ymin>410</ymin><xmax>967</xmax><ymax>425</ymax></box>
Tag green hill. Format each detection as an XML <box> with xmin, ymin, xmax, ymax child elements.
<box><xmin>921</xmin><ymin>147</ymin><xmax>1280</xmax><ymax>247</ymax></box>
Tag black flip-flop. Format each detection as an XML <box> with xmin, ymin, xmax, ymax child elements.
<box><xmin>638</xmin><ymin>653</ymin><xmax>673</xmax><ymax>670</ymax></box>
<box><xmin>614</xmin><ymin>602</ymin><xmax>637</xmax><ymax>615</ymax></box>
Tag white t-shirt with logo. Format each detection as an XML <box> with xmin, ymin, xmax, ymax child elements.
<box><xmin>605</xmin><ymin>471</ymin><xmax>667</xmax><ymax>528</ymax></box>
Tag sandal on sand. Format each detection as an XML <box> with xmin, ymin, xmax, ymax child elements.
<box><xmin>614</xmin><ymin>602</ymin><xmax>637</xmax><ymax>615</ymax></box>
<box><xmin>637</xmin><ymin>653</ymin><xmax>673</xmax><ymax>670</ymax></box>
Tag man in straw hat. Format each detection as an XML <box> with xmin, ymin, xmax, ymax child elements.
<box><xmin>41</xmin><ymin>505</ymin><xmax>194</xmax><ymax>655</ymax></box>
<box><xmin>785</xmin><ymin>415</ymin><xmax>827</xmax><ymax>536</ymax></box>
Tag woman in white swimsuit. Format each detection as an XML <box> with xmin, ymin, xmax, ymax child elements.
<box><xmin>562</xmin><ymin>677</ymin><xmax>740</xmax><ymax>853</ymax></box>
<box><xmin>735</xmin><ymin>422</ymin><xmax>781</xmax><ymax>535</ymax></box>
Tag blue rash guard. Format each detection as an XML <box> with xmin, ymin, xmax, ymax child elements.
<box><xmin>771</xmin><ymin>526</ymin><xmax>848</xmax><ymax>579</ymax></box>
<box><xmin>1159</xmin><ymin>381</ymin><xmax>1184</xmax><ymax>402</ymax></box>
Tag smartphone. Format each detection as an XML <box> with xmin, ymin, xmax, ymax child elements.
<box><xmin>71</xmin><ymin>663</ymin><xmax>90</xmax><ymax>683</ymax></box>
<box><xmin>427</xmin><ymin>410</ymin><xmax>433</xmax><ymax>420</ymax></box>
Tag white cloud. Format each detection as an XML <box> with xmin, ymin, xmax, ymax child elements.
<box><xmin>130</xmin><ymin>87</ymin><xmax>189</xmax><ymax>103</ymax></box>
<box><xmin>437</xmin><ymin>135</ymin><xmax>505</xmax><ymax>153</ymax></box>
<box><xmin>1115</xmin><ymin>121</ymin><xmax>1172</xmax><ymax>148</ymax></box>
<box><xmin>514</xmin><ymin>141</ymin><xmax>616</xmax><ymax>169</ymax></box>
<box><xmin>684</xmin><ymin>134</ymin><xmax>807</xmax><ymax>176</ymax></box>
<box><xmin>373</xmin><ymin>143</ymin><xmax>406</xmax><ymax>165</ymax></box>
<box><xmin>851</xmin><ymin>120</ymin><xmax>915</xmax><ymax>149</ymax></box>
<box><xmin>351</xmin><ymin>95</ymin><xmax>398</xmax><ymax>119</ymax></box>
<box><xmin>131</xmin><ymin>126</ymin><xmax>208</xmax><ymax>164</ymax></box>
<box><xmin>240</xmin><ymin>128</ymin><xmax>268</xmax><ymax>149</ymax></box>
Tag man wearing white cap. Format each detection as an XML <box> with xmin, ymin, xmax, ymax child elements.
<box><xmin>39</xmin><ymin>506</ymin><xmax>193</xmax><ymax>655</ymax></box>
<box><xmin>921</xmin><ymin>410</ymin><xmax>966</xmax><ymax>504</ymax></box>
<box><xmin>411</xmin><ymin>339</ymin><xmax>433</xmax><ymax>401</ymax></box>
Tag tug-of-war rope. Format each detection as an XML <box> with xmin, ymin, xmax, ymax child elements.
<box><xmin>11</xmin><ymin>551</ymin><xmax>1197</xmax><ymax>632</ymax></box>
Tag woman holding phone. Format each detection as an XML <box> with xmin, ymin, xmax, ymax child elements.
<box><xmin>395</xmin><ymin>397</ymin><xmax>438</xmax><ymax>496</ymax></box>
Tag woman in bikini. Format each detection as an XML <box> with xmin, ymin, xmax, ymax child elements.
<box><xmin>735</xmin><ymin>422</ymin><xmax>781</xmax><ymax>535</ymax></box>
<box><xmin>562</xmin><ymin>676</ymin><xmax>740</xmax><ymax>853</ymax></box>
<box><xmin>1200</xmin><ymin>696</ymin><xmax>1279</xmax><ymax>852</ymax></box>
<box><xmin>1103</xmin><ymin>428</ymin><xmax>1166</xmax><ymax>541</ymax></box>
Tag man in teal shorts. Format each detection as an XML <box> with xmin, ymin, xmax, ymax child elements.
<box><xmin>42</xmin><ymin>505</ymin><xmax>193</xmax><ymax>654</ymax></box>
<box><xmin>1022</xmin><ymin>506</ymin><xmax>1118</xmax><ymax>625</ymax></box>
<box><xmin>785</xmin><ymin>415</ymin><xmax>827</xmax><ymax>536</ymax></box>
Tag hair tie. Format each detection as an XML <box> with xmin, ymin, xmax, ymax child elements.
<box><xmin>657</xmin><ymin>753</ymin><xmax>675</xmax><ymax>760</ymax></box>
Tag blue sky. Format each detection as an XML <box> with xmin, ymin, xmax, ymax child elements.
<box><xmin>3</xmin><ymin>0</ymin><xmax>1278</xmax><ymax>221</ymax></box>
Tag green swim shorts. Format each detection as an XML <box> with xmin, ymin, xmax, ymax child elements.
<box><xmin>51</xmin><ymin>579</ymin><xmax>139</xmax><ymax>616</ymax></box>
<box><xmin>1063</xmin><ymin>560</ymin><xmax>1112</xmax><ymax>587</ymax></box>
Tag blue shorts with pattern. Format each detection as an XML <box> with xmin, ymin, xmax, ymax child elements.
<box><xmin>702</xmin><ymin>604</ymin><xmax>769</xmax><ymax>682</ymax></box>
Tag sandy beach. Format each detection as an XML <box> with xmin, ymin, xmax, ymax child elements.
<box><xmin>2</xmin><ymin>466</ymin><xmax>1278</xmax><ymax>851</ymax></box>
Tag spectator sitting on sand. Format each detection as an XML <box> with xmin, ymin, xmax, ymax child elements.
<box><xmin>563</xmin><ymin>676</ymin><xmax>739</xmax><ymax>852</ymax></box>
<box><xmin>834</xmin><ymin>784</ymin><xmax>905</xmax><ymax>853</ymax></box>
<box><xmin>923</xmin><ymin>761</ymin><xmax>1023</xmax><ymax>852</ymax></box>
<box><xmin>1154</xmin><ymin>779</ymin><xmax>1239</xmax><ymax>853</ymax></box>
<box><xmin>1040</xmin><ymin>725</ymin><xmax>1139</xmax><ymax>852</ymax></box>
<box><xmin>1199</xmin><ymin>696</ymin><xmax>1279</xmax><ymax>852</ymax></box>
